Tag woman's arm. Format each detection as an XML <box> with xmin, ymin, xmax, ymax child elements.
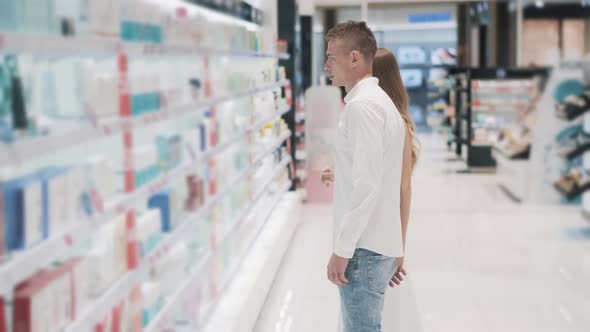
<box><xmin>400</xmin><ymin>126</ymin><xmax>413</xmax><ymax>254</ymax></box>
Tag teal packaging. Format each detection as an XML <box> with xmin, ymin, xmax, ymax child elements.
<box><xmin>121</xmin><ymin>21</ymin><xmax>134</xmax><ymax>41</ymax></box>
<box><xmin>0</xmin><ymin>1</ymin><xmax>19</xmax><ymax>30</ymax></box>
<box><xmin>0</xmin><ymin>56</ymin><xmax>14</xmax><ymax>142</ymax></box>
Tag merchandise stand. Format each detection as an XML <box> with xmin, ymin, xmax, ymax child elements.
<box><xmin>528</xmin><ymin>65</ymin><xmax>583</xmax><ymax>204</ymax></box>
<box><xmin>529</xmin><ymin>59</ymin><xmax>590</xmax><ymax>221</ymax></box>
<box><xmin>0</xmin><ymin>1</ymin><xmax>296</xmax><ymax>331</ymax></box>
<box><xmin>449</xmin><ymin>68</ymin><xmax>469</xmax><ymax>161</ymax></box>
<box><xmin>450</xmin><ymin>67</ymin><xmax>548</xmax><ymax>175</ymax></box>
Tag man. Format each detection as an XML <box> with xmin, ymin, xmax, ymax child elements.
<box><xmin>322</xmin><ymin>21</ymin><xmax>406</xmax><ymax>331</ymax></box>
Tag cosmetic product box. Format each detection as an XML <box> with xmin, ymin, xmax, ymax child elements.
<box><xmin>136</xmin><ymin>209</ymin><xmax>162</xmax><ymax>257</ymax></box>
<box><xmin>148</xmin><ymin>185</ymin><xmax>184</xmax><ymax>232</ymax></box>
<box><xmin>12</xmin><ymin>259</ymin><xmax>78</xmax><ymax>332</ymax></box>
<box><xmin>2</xmin><ymin>173</ymin><xmax>46</xmax><ymax>253</ymax></box>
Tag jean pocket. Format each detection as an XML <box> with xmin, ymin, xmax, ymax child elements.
<box><xmin>367</xmin><ymin>256</ymin><xmax>396</xmax><ymax>294</ymax></box>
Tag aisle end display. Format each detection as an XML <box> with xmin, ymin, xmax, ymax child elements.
<box><xmin>537</xmin><ymin>60</ymin><xmax>590</xmax><ymax>219</ymax></box>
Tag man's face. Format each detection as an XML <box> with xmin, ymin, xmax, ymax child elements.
<box><xmin>324</xmin><ymin>39</ymin><xmax>351</xmax><ymax>87</ymax></box>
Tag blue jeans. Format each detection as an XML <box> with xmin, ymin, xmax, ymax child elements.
<box><xmin>339</xmin><ymin>248</ymin><xmax>397</xmax><ymax>332</ymax></box>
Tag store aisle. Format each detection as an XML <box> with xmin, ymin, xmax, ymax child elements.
<box><xmin>255</xmin><ymin>133</ymin><xmax>590</xmax><ymax>332</ymax></box>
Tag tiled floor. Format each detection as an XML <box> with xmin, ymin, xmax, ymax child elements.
<box><xmin>254</xmin><ymin>133</ymin><xmax>590</xmax><ymax>332</ymax></box>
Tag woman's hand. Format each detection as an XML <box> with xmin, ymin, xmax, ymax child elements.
<box><xmin>321</xmin><ymin>167</ymin><xmax>334</xmax><ymax>187</ymax></box>
<box><xmin>389</xmin><ymin>256</ymin><xmax>407</xmax><ymax>288</ymax></box>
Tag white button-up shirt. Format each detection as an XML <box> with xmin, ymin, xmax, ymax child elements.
<box><xmin>333</xmin><ymin>77</ymin><xmax>405</xmax><ymax>258</ymax></box>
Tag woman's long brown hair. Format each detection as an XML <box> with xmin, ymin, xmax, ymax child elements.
<box><xmin>373</xmin><ymin>47</ymin><xmax>420</xmax><ymax>170</ymax></box>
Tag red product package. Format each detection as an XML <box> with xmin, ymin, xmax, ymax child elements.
<box><xmin>13</xmin><ymin>272</ymin><xmax>54</xmax><ymax>332</ymax></box>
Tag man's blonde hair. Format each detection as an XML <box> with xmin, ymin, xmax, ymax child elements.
<box><xmin>326</xmin><ymin>20</ymin><xmax>377</xmax><ymax>60</ymax></box>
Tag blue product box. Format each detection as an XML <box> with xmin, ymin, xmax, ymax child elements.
<box><xmin>148</xmin><ymin>190</ymin><xmax>171</xmax><ymax>232</ymax></box>
<box><xmin>198</xmin><ymin>123</ymin><xmax>207</xmax><ymax>152</ymax></box>
<box><xmin>2</xmin><ymin>172</ymin><xmax>46</xmax><ymax>251</ymax></box>
<box><xmin>0</xmin><ymin>186</ymin><xmax>5</xmax><ymax>256</ymax></box>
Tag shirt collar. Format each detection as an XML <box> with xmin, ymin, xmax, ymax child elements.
<box><xmin>343</xmin><ymin>77</ymin><xmax>379</xmax><ymax>104</ymax></box>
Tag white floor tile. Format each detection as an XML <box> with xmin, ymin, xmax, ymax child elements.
<box><xmin>254</xmin><ymin>133</ymin><xmax>590</xmax><ymax>332</ymax></box>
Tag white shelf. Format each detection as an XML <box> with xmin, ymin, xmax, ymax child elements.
<box><xmin>65</xmin><ymin>268</ymin><xmax>143</xmax><ymax>332</ymax></box>
<box><xmin>0</xmin><ymin>31</ymin><xmax>290</xmax><ymax>59</ymax></box>
<box><xmin>65</xmin><ymin>136</ymin><xmax>291</xmax><ymax>331</ymax></box>
<box><xmin>0</xmin><ymin>80</ymin><xmax>290</xmax><ymax>169</ymax></box>
<box><xmin>200</xmin><ymin>104</ymin><xmax>290</xmax><ymax>160</ymax></box>
<box><xmin>202</xmin><ymin>190</ymin><xmax>300</xmax><ymax>332</ymax></box>
<box><xmin>144</xmin><ymin>158</ymin><xmax>292</xmax><ymax>332</ymax></box>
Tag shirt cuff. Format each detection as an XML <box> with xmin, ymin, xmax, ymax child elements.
<box><xmin>333</xmin><ymin>242</ymin><xmax>355</xmax><ymax>259</ymax></box>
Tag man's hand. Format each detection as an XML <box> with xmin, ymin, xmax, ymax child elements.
<box><xmin>327</xmin><ymin>253</ymin><xmax>349</xmax><ymax>286</ymax></box>
<box><xmin>389</xmin><ymin>256</ymin><xmax>407</xmax><ymax>288</ymax></box>
<box><xmin>320</xmin><ymin>167</ymin><xmax>334</xmax><ymax>187</ymax></box>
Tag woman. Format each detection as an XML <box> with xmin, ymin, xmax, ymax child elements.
<box><xmin>373</xmin><ymin>48</ymin><xmax>419</xmax><ymax>283</ymax></box>
<box><xmin>321</xmin><ymin>47</ymin><xmax>418</xmax><ymax>285</ymax></box>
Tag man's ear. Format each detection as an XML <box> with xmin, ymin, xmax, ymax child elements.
<box><xmin>350</xmin><ymin>50</ymin><xmax>361</xmax><ymax>67</ymax></box>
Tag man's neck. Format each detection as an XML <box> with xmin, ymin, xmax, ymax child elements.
<box><xmin>345</xmin><ymin>73</ymin><xmax>373</xmax><ymax>93</ymax></box>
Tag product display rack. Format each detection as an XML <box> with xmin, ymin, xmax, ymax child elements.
<box><xmin>0</xmin><ymin>120</ymin><xmax>291</xmax><ymax>292</ymax></box>
<box><xmin>68</xmin><ymin>153</ymin><xmax>292</xmax><ymax>332</ymax></box>
<box><xmin>450</xmin><ymin>67</ymin><xmax>548</xmax><ymax>170</ymax></box>
<box><xmin>0</xmin><ymin>1</ymin><xmax>296</xmax><ymax>331</ymax></box>
<box><xmin>542</xmin><ymin>61</ymin><xmax>590</xmax><ymax>220</ymax></box>
<box><xmin>448</xmin><ymin>67</ymin><xmax>469</xmax><ymax>159</ymax></box>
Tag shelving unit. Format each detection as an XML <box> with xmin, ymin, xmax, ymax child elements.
<box><xmin>0</xmin><ymin>106</ymin><xmax>291</xmax><ymax>290</ymax></box>
<box><xmin>68</xmin><ymin>153</ymin><xmax>292</xmax><ymax>332</ymax></box>
<box><xmin>0</xmin><ymin>1</ymin><xmax>296</xmax><ymax>331</ymax></box>
<box><xmin>450</xmin><ymin>67</ymin><xmax>548</xmax><ymax>172</ymax></box>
